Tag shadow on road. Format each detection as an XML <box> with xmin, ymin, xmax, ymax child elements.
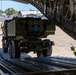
<box><xmin>0</xmin><ymin>48</ymin><xmax>4</xmax><ymax>59</ymax></box>
<box><xmin>0</xmin><ymin>48</ymin><xmax>2</xmax><ymax>50</ymax></box>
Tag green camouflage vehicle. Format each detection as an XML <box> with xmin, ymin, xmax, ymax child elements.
<box><xmin>2</xmin><ymin>17</ymin><xmax>55</xmax><ymax>58</ymax></box>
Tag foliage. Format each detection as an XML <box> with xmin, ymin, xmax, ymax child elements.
<box><xmin>5</xmin><ymin>8</ymin><xmax>18</xmax><ymax>16</ymax></box>
<box><xmin>0</xmin><ymin>10</ymin><xmax>4</xmax><ymax>13</ymax></box>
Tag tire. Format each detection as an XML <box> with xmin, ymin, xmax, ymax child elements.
<box><xmin>42</xmin><ymin>39</ymin><xmax>52</xmax><ymax>57</ymax></box>
<box><xmin>12</xmin><ymin>40</ymin><xmax>20</xmax><ymax>58</ymax></box>
<box><xmin>8</xmin><ymin>41</ymin><xmax>13</xmax><ymax>58</ymax></box>
<box><xmin>47</xmin><ymin>45</ymin><xmax>52</xmax><ymax>56</ymax></box>
<box><xmin>2</xmin><ymin>39</ymin><xmax>8</xmax><ymax>53</ymax></box>
<box><xmin>37</xmin><ymin>51</ymin><xmax>42</xmax><ymax>57</ymax></box>
<box><xmin>42</xmin><ymin>46</ymin><xmax>52</xmax><ymax>57</ymax></box>
<box><xmin>42</xmin><ymin>49</ymin><xmax>47</xmax><ymax>56</ymax></box>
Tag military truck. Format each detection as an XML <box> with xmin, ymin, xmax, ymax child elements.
<box><xmin>2</xmin><ymin>17</ymin><xmax>55</xmax><ymax>58</ymax></box>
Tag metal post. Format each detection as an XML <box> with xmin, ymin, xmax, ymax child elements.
<box><xmin>44</xmin><ymin>0</ymin><xmax>46</xmax><ymax>14</ymax></box>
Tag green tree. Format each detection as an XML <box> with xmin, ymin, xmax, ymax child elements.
<box><xmin>0</xmin><ymin>10</ymin><xmax>4</xmax><ymax>13</ymax></box>
<box><xmin>5</xmin><ymin>8</ymin><xmax>18</xmax><ymax>16</ymax></box>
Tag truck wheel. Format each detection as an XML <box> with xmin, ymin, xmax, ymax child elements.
<box><xmin>8</xmin><ymin>42</ymin><xmax>13</xmax><ymax>58</ymax></box>
<box><xmin>2</xmin><ymin>39</ymin><xmax>8</xmax><ymax>53</ymax></box>
<box><xmin>42</xmin><ymin>49</ymin><xmax>47</xmax><ymax>56</ymax></box>
<box><xmin>42</xmin><ymin>46</ymin><xmax>52</xmax><ymax>57</ymax></box>
<box><xmin>37</xmin><ymin>51</ymin><xmax>43</xmax><ymax>57</ymax></box>
<box><xmin>42</xmin><ymin>39</ymin><xmax>52</xmax><ymax>56</ymax></box>
<box><xmin>47</xmin><ymin>46</ymin><xmax>52</xmax><ymax>56</ymax></box>
<box><xmin>12</xmin><ymin>40</ymin><xmax>20</xmax><ymax>58</ymax></box>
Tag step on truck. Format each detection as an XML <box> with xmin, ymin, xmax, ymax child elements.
<box><xmin>1</xmin><ymin>17</ymin><xmax>55</xmax><ymax>58</ymax></box>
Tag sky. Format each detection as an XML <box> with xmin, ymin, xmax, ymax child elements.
<box><xmin>0</xmin><ymin>0</ymin><xmax>37</xmax><ymax>11</ymax></box>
